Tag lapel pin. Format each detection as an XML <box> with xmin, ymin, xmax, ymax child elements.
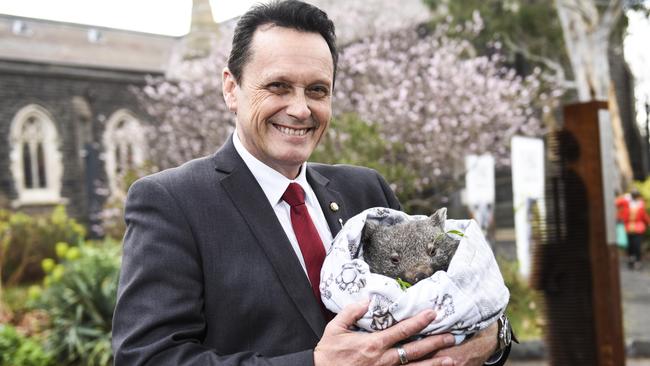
<box><xmin>329</xmin><ymin>202</ymin><xmax>340</xmax><ymax>212</ymax></box>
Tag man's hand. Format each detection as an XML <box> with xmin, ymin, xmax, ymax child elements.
<box><xmin>314</xmin><ymin>300</ymin><xmax>457</xmax><ymax>366</ymax></box>
<box><xmin>433</xmin><ymin>321</ymin><xmax>499</xmax><ymax>366</ymax></box>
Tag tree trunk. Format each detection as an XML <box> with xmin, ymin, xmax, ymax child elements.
<box><xmin>609</xmin><ymin>83</ymin><xmax>634</xmax><ymax>189</ymax></box>
<box><xmin>555</xmin><ymin>0</ymin><xmax>633</xmax><ymax>187</ymax></box>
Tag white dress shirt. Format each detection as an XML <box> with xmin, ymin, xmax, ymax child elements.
<box><xmin>233</xmin><ymin>131</ymin><xmax>334</xmax><ymax>277</ymax></box>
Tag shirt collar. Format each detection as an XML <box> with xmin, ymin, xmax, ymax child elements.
<box><xmin>233</xmin><ymin>130</ymin><xmax>313</xmax><ymax>207</ymax></box>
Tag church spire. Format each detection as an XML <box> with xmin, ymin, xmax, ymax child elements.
<box><xmin>183</xmin><ymin>0</ymin><xmax>219</xmax><ymax>59</ymax></box>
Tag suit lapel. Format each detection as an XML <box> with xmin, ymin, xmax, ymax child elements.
<box><xmin>213</xmin><ymin>138</ymin><xmax>326</xmax><ymax>337</ymax></box>
<box><xmin>307</xmin><ymin>165</ymin><xmax>347</xmax><ymax>238</ymax></box>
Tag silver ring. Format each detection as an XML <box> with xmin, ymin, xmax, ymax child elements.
<box><xmin>396</xmin><ymin>346</ymin><xmax>409</xmax><ymax>365</ymax></box>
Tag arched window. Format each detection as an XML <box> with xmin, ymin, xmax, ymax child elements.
<box><xmin>9</xmin><ymin>105</ymin><xmax>63</xmax><ymax>206</ymax></box>
<box><xmin>103</xmin><ymin>110</ymin><xmax>145</xmax><ymax>197</ymax></box>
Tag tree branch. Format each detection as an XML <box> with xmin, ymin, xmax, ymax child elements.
<box><xmin>600</xmin><ymin>0</ymin><xmax>624</xmax><ymax>34</ymax></box>
<box><xmin>556</xmin><ymin>0</ymin><xmax>600</xmax><ymax>28</ymax></box>
<box><xmin>502</xmin><ymin>36</ymin><xmax>577</xmax><ymax>91</ymax></box>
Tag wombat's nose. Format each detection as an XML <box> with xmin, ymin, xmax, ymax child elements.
<box><xmin>413</xmin><ymin>272</ymin><xmax>429</xmax><ymax>283</ymax></box>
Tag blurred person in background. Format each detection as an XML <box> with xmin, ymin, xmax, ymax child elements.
<box><xmin>617</xmin><ymin>189</ymin><xmax>650</xmax><ymax>270</ymax></box>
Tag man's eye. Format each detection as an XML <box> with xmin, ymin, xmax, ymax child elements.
<box><xmin>267</xmin><ymin>82</ymin><xmax>289</xmax><ymax>93</ymax></box>
<box><xmin>307</xmin><ymin>86</ymin><xmax>329</xmax><ymax>98</ymax></box>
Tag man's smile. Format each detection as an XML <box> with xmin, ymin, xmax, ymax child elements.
<box><xmin>272</xmin><ymin>123</ymin><xmax>313</xmax><ymax>137</ymax></box>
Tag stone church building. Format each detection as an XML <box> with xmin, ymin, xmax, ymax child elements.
<box><xmin>0</xmin><ymin>14</ymin><xmax>175</xmax><ymax>233</ymax></box>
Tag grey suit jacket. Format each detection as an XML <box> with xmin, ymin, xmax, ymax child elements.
<box><xmin>112</xmin><ymin>136</ymin><xmax>401</xmax><ymax>365</ymax></box>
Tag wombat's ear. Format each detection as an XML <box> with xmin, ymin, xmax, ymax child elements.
<box><xmin>429</xmin><ymin>208</ymin><xmax>448</xmax><ymax>227</ymax></box>
<box><xmin>361</xmin><ymin>220</ymin><xmax>379</xmax><ymax>246</ymax></box>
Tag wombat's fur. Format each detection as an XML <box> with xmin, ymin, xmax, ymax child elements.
<box><xmin>361</xmin><ymin>208</ymin><xmax>460</xmax><ymax>284</ymax></box>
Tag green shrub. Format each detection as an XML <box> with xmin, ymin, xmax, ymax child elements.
<box><xmin>498</xmin><ymin>257</ymin><xmax>544</xmax><ymax>340</ymax></box>
<box><xmin>0</xmin><ymin>206</ymin><xmax>86</xmax><ymax>285</ymax></box>
<box><xmin>0</xmin><ymin>324</ymin><xmax>54</xmax><ymax>366</ymax></box>
<box><xmin>2</xmin><ymin>284</ymin><xmax>30</xmax><ymax>314</ymax></box>
<box><xmin>34</xmin><ymin>240</ymin><xmax>120</xmax><ymax>366</ymax></box>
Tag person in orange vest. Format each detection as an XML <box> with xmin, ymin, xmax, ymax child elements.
<box><xmin>617</xmin><ymin>189</ymin><xmax>650</xmax><ymax>270</ymax></box>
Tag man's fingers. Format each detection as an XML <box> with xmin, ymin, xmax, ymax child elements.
<box><xmin>328</xmin><ymin>299</ymin><xmax>370</xmax><ymax>330</ymax></box>
<box><xmin>378</xmin><ymin>309</ymin><xmax>437</xmax><ymax>346</ymax></box>
<box><xmin>399</xmin><ymin>333</ymin><xmax>456</xmax><ymax>363</ymax></box>
<box><xmin>435</xmin><ymin>323</ymin><xmax>498</xmax><ymax>365</ymax></box>
<box><xmin>408</xmin><ymin>355</ymin><xmax>455</xmax><ymax>366</ymax></box>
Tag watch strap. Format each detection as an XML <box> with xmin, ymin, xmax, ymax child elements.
<box><xmin>484</xmin><ymin>314</ymin><xmax>517</xmax><ymax>366</ymax></box>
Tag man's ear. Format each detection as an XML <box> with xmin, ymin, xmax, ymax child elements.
<box><xmin>222</xmin><ymin>67</ymin><xmax>238</xmax><ymax>113</ymax></box>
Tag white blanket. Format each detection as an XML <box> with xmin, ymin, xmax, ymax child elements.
<box><xmin>319</xmin><ymin>207</ymin><xmax>509</xmax><ymax>340</ymax></box>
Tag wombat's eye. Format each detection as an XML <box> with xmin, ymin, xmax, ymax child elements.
<box><xmin>427</xmin><ymin>243</ymin><xmax>436</xmax><ymax>256</ymax></box>
<box><xmin>390</xmin><ymin>252</ymin><xmax>400</xmax><ymax>264</ymax></box>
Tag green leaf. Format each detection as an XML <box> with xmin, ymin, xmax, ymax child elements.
<box><xmin>446</xmin><ymin>229</ymin><xmax>465</xmax><ymax>237</ymax></box>
<box><xmin>396</xmin><ymin>278</ymin><xmax>412</xmax><ymax>290</ymax></box>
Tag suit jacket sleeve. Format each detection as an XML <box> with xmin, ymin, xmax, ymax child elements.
<box><xmin>112</xmin><ymin>177</ymin><xmax>314</xmax><ymax>366</ymax></box>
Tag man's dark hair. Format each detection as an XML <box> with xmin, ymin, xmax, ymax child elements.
<box><xmin>228</xmin><ymin>0</ymin><xmax>338</xmax><ymax>85</ymax></box>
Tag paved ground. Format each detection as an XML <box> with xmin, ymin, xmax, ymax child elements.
<box><xmin>620</xmin><ymin>257</ymin><xmax>650</xmax><ymax>343</ymax></box>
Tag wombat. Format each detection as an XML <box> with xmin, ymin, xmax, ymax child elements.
<box><xmin>361</xmin><ymin>208</ymin><xmax>460</xmax><ymax>285</ymax></box>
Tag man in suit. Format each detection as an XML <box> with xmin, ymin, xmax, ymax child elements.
<box><xmin>112</xmin><ymin>1</ymin><xmax>511</xmax><ymax>365</ymax></box>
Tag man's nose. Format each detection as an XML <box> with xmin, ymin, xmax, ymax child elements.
<box><xmin>286</xmin><ymin>92</ymin><xmax>311</xmax><ymax>121</ymax></box>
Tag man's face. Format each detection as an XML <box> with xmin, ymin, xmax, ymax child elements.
<box><xmin>223</xmin><ymin>25</ymin><xmax>334</xmax><ymax>179</ymax></box>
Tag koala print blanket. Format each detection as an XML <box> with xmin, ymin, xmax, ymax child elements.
<box><xmin>319</xmin><ymin>207</ymin><xmax>509</xmax><ymax>342</ymax></box>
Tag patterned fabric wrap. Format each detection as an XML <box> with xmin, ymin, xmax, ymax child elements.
<box><xmin>320</xmin><ymin>207</ymin><xmax>509</xmax><ymax>340</ymax></box>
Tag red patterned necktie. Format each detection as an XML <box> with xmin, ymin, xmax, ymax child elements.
<box><xmin>282</xmin><ymin>183</ymin><xmax>327</xmax><ymax>305</ymax></box>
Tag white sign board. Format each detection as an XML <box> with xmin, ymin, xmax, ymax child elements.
<box><xmin>511</xmin><ymin>136</ymin><xmax>545</xmax><ymax>278</ymax></box>
<box><xmin>465</xmin><ymin>154</ymin><xmax>495</xmax><ymax>205</ymax></box>
<box><xmin>599</xmin><ymin>110</ymin><xmax>616</xmax><ymax>245</ymax></box>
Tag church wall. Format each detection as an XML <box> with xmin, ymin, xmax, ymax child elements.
<box><xmin>0</xmin><ymin>61</ymin><xmax>153</xmax><ymax>228</ymax></box>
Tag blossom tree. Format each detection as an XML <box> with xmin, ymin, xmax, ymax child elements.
<box><xmin>331</xmin><ymin>19</ymin><xmax>553</xmax><ymax>208</ymax></box>
<box><xmin>427</xmin><ymin>0</ymin><xmax>650</xmax><ymax>189</ymax></box>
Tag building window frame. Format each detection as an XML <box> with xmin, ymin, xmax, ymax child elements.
<box><xmin>9</xmin><ymin>104</ymin><xmax>64</xmax><ymax>207</ymax></box>
<box><xmin>103</xmin><ymin>109</ymin><xmax>145</xmax><ymax>198</ymax></box>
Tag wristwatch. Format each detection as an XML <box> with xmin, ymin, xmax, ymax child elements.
<box><xmin>484</xmin><ymin>314</ymin><xmax>516</xmax><ymax>366</ymax></box>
